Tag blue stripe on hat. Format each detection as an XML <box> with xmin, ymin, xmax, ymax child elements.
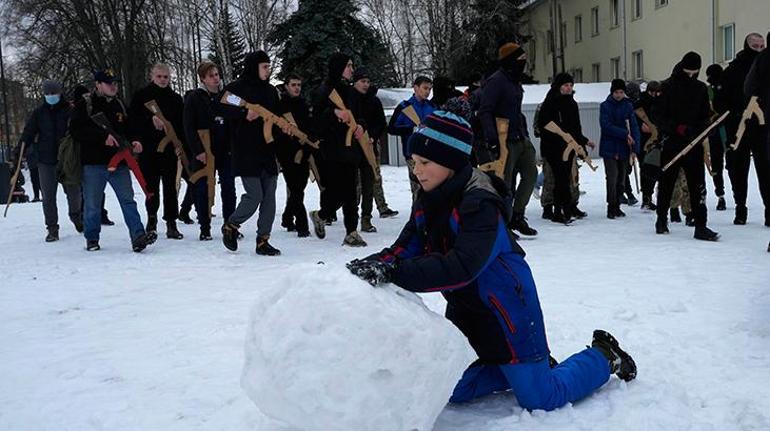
<box><xmin>418</xmin><ymin>127</ymin><xmax>473</xmax><ymax>155</ymax></box>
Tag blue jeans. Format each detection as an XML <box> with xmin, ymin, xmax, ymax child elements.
<box><xmin>449</xmin><ymin>348</ymin><xmax>610</xmax><ymax>411</ymax></box>
<box><xmin>82</xmin><ymin>165</ymin><xmax>145</xmax><ymax>242</ymax></box>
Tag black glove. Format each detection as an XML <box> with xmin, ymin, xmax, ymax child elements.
<box><xmin>346</xmin><ymin>259</ymin><xmax>393</xmax><ymax>286</ymax></box>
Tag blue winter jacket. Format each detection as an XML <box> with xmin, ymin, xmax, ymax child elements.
<box><xmin>599</xmin><ymin>95</ymin><xmax>640</xmax><ymax>159</ymax></box>
<box><xmin>369</xmin><ymin>166</ymin><xmax>550</xmax><ymax>364</ymax></box>
<box><xmin>387</xmin><ymin>95</ymin><xmax>436</xmax><ymax>158</ymax></box>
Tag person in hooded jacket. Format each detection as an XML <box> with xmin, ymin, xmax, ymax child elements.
<box><xmin>722</xmin><ymin>33</ymin><xmax>768</xmax><ymax>225</ymax></box>
<box><xmin>655</xmin><ymin>52</ymin><xmax>719</xmax><ymax>241</ymax></box>
<box><xmin>537</xmin><ymin>73</ymin><xmax>594</xmax><ymax>223</ymax></box>
<box><xmin>635</xmin><ymin>80</ymin><xmax>663</xmax><ymax>211</ymax></box>
<box><xmin>599</xmin><ymin>79</ymin><xmax>640</xmax><ymax>219</ymax></box>
<box><xmin>309</xmin><ymin>53</ymin><xmax>369</xmax><ymax>247</ymax></box>
<box><xmin>705</xmin><ymin>64</ymin><xmax>729</xmax><ymax>211</ymax></box>
<box><xmin>478</xmin><ymin>42</ymin><xmax>538</xmax><ymax>237</ymax></box>
<box><xmin>183</xmin><ymin>61</ymin><xmax>236</xmax><ymax>241</ymax></box>
<box><xmin>347</xmin><ymin>110</ymin><xmax>636</xmax><ymax>412</ymax></box>
<box><xmin>129</xmin><ymin>63</ymin><xmax>185</xmax><ymax>240</ymax></box>
<box><xmin>220</xmin><ymin>51</ymin><xmax>285</xmax><ymax>256</ymax></box>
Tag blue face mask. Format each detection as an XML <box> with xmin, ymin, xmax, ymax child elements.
<box><xmin>44</xmin><ymin>94</ymin><xmax>61</xmax><ymax>105</ymax></box>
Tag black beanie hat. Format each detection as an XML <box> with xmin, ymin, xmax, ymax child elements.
<box><xmin>706</xmin><ymin>64</ymin><xmax>723</xmax><ymax>85</ymax></box>
<box><xmin>682</xmin><ymin>51</ymin><xmax>702</xmax><ymax>70</ymax></box>
<box><xmin>611</xmin><ymin>78</ymin><xmax>626</xmax><ymax>93</ymax></box>
<box><xmin>352</xmin><ymin>67</ymin><xmax>369</xmax><ymax>82</ymax></box>
<box><xmin>327</xmin><ymin>53</ymin><xmax>352</xmax><ymax>83</ymax></box>
<box><xmin>646</xmin><ymin>80</ymin><xmax>662</xmax><ymax>93</ymax></box>
<box><xmin>552</xmin><ymin>72</ymin><xmax>574</xmax><ymax>89</ymax></box>
<box><xmin>408</xmin><ymin>111</ymin><xmax>474</xmax><ymax>172</ymax></box>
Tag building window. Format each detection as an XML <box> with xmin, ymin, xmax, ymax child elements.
<box><xmin>610</xmin><ymin>0</ymin><xmax>619</xmax><ymax>28</ymax></box>
<box><xmin>591</xmin><ymin>7</ymin><xmax>600</xmax><ymax>36</ymax></box>
<box><xmin>592</xmin><ymin>63</ymin><xmax>601</xmax><ymax>82</ymax></box>
<box><xmin>722</xmin><ymin>23</ymin><xmax>735</xmax><ymax>62</ymax></box>
<box><xmin>575</xmin><ymin>15</ymin><xmax>583</xmax><ymax>43</ymax></box>
<box><xmin>573</xmin><ymin>68</ymin><xmax>583</xmax><ymax>83</ymax></box>
<box><xmin>632</xmin><ymin>0</ymin><xmax>643</xmax><ymax>20</ymax></box>
<box><xmin>610</xmin><ymin>57</ymin><xmax>621</xmax><ymax>79</ymax></box>
<box><xmin>655</xmin><ymin>0</ymin><xmax>668</xmax><ymax>8</ymax></box>
<box><xmin>632</xmin><ymin>50</ymin><xmax>644</xmax><ymax>79</ymax></box>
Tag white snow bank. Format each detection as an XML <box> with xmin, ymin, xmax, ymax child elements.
<box><xmin>241</xmin><ymin>265</ymin><xmax>475</xmax><ymax>431</ymax></box>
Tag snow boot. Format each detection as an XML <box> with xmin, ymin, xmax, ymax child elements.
<box><xmin>764</xmin><ymin>208</ymin><xmax>770</xmax><ymax>227</ymax></box>
<box><xmin>86</xmin><ymin>239</ymin><xmax>100</xmax><ymax>251</ymax></box>
<box><xmin>281</xmin><ymin>215</ymin><xmax>296</xmax><ymax>232</ymax></box>
<box><xmin>655</xmin><ymin>217</ymin><xmax>669</xmax><ymax>234</ymax></box>
<box><xmin>178</xmin><ymin>211</ymin><xmax>195</xmax><ymax>225</ymax></box>
<box><xmin>199</xmin><ymin>226</ymin><xmax>212</xmax><ymax>241</ymax></box>
<box><xmin>73</xmin><ymin>218</ymin><xmax>84</xmax><ymax>233</ymax></box>
<box><xmin>591</xmin><ymin>330</ymin><xmax>637</xmax><ymax>382</ymax></box>
<box><xmin>101</xmin><ymin>210</ymin><xmax>115</xmax><ymax>226</ymax></box>
<box><xmin>256</xmin><ymin>236</ymin><xmax>281</xmax><ymax>256</ymax></box>
<box><xmin>379</xmin><ymin>208</ymin><xmax>399</xmax><ymax>218</ymax></box>
<box><xmin>607</xmin><ymin>205</ymin><xmax>616</xmax><ymax>220</ymax></box>
<box><xmin>542</xmin><ymin>205</ymin><xmax>554</xmax><ymax>220</ymax></box>
<box><xmin>146</xmin><ymin>215</ymin><xmax>158</xmax><ymax>235</ymax></box>
<box><xmin>222</xmin><ymin>222</ymin><xmax>240</xmax><ymax>251</ymax></box>
<box><xmin>342</xmin><ymin>231</ymin><xmax>368</xmax><ymax>247</ymax></box>
<box><xmin>619</xmin><ymin>195</ymin><xmax>628</xmax><ymax>205</ymax></box>
<box><xmin>694</xmin><ymin>226</ymin><xmax>720</xmax><ymax>241</ymax></box>
<box><xmin>132</xmin><ymin>233</ymin><xmax>152</xmax><ymax>253</ymax></box>
<box><xmin>297</xmin><ymin>230</ymin><xmax>310</xmax><ymax>238</ymax></box>
<box><xmin>684</xmin><ymin>212</ymin><xmax>695</xmax><ymax>227</ymax></box>
<box><xmin>361</xmin><ymin>217</ymin><xmax>377</xmax><ymax>233</ymax></box>
<box><xmin>166</xmin><ymin>221</ymin><xmax>184</xmax><ymax>240</ymax></box>
<box><xmin>626</xmin><ymin>193</ymin><xmax>638</xmax><ymax>206</ymax></box>
<box><xmin>670</xmin><ymin>208</ymin><xmax>682</xmax><ymax>223</ymax></box>
<box><xmin>716</xmin><ymin>196</ymin><xmax>726</xmax><ymax>211</ymax></box>
<box><xmin>45</xmin><ymin>225</ymin><xmax>59</xmax><ymax>242</ymax></box>
<box><xmin>509</xmin><ymin>213</ymin><xmax>538</xmax><ymax>236</ymax></box>
<box><xmin>551</xmin><ymin>206</ymin><xmax>573</xmax><ymax>225</ymax></box>
<box><xmin>309</xmin><ymin>210</ymin><xmax>326</xmax><ymax>239</ymax></box>
<box><xmin>571</xmin><ymin>204</ymin><xmax>587</xmax><ymax>219</ymax></box>
<box><xmin>641</xmin><ymin>195</ymin><xmax>657</xmax><ymax>211</ymax></box>
<box><xmin>734</xmin><ymin>205</ymin><xmax>747</xmax><ymax>225</ymax></box>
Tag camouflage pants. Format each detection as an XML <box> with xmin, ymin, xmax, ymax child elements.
<box><xmin>671</xmin><ymin>168</ymin><xmax>691</xmax><ymax>213</ymax></box>
<box><xmin>541</xmin><ymin>159</ymin><xmax>580</xmax><ymax>207</ymax></box>
<box><xmin>356</xmin><ymin>161</ymin><xmax>391</xmax><ymax>218</ymax></box>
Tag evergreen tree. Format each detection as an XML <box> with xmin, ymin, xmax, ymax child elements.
<box><xmin>267</xmin><ymin>0</ymin><xmax>398</xmax><ymax>92</ymax></box>
<box><xmin>208</xmin><ymin>4</ymin><xmax>247</xmax><ymax>82</ymax></box>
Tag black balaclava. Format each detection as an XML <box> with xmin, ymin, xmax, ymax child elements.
<box><xmin>706</xmin><ymin>64</ymin><xmax>723</xmax><ymax>86</ymax></box>
<box><xmin>327</xmin><ymin>52</ymin><xmax>351</xmax><ymax>85</ymax></box>
<box><xmin>241</xmin><ymin>51</ymin><xmax>270</xmax><ymax>84</ymax></box>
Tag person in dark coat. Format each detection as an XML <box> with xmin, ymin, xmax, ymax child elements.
<box><xmin>635</xmin><ymin>80</ymin><xmax>663</xmax><ymax>211</ymax></box>
<box><xmin>655</xmin><ymin>52</ymin><xmax>719</xmax><ymax>241</ymax></box>
<box><xmin>705</xmin><ymin>64</ymin><xmax>729</xmax><ymax>211</ymax></box>
<box><xmin>536</xmin><ymin>73</ymin><xmax>594</xmax><ymax>223</ymax></box>
<box><xmin>129</xmin><ymin>63</ymin><xmax>185</xmax><ymax>240</ymax></box>
<box><xmin>19</xmin><ymin>80</ymin><xmax>82</xmax><ymax>241</ymax></box>
<box><xmin>70</xmin><ymin>68</ymin><xmax>153</xmax><ymax>252</ymax></box>
<box><xmin>599</xmin><ymin>79</ymin><xmax>640</xmax><ymax>219</ymax></box>
<box><xmin>183</xmin><ymin>61</ymin><xmax>236</xmax><ymax>241</ymax></box>
<box><xmin>347</xmin><ymin>110</ymin><xmax>636</xmax><ymax>412</ymax></box>
<box><xmin>276</xmin><ymin>73</ymin><xmax>313</xmax><ymax>238</ymax></box>
<box><xmin>478</xmin><ymin>42</ymin><xmax>538</xmax><ymax>237</ymax></box>
<box><xmin>220</xmin><ymin>51</ymin><xmax>284</xmax><ymax>256</ymax></box>
<box><xmin>309</xmin><ymin>53</ymin><xmax>368</xmax><ymax>247</ymax></box>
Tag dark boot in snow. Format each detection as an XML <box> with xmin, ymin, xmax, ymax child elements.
<box><xmin>694</xmin><ymin>226</ymin><xmax>719</xmax><ymax>241</ymax></box>
<box><xmin>592</xmin><ymin>329</ymin><xmax>637</xmax><ymax>382</ymax></box>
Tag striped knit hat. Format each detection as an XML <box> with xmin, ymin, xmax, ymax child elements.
<box><xmin>408</xmin><ymin>111</ymin><xmax>473</xmax><ymax>171</ymax></box>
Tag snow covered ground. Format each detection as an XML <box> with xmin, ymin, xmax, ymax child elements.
<box><xmin>1</xmin><ymin>163</ymin><xmax>769</xmax><ymax>430</ymax></box>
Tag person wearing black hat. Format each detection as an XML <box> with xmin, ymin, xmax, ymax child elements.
<box><xmin>656</xmin><ymin>51</ymin><xmax>719</xmax><ymax>241</ymax></box>
<box><xmin>309</xmin><ymin>53</ymin><xmax>369</xmax><ymax>247</ymax></box>
<box><xmin>537</xmin><ymin>73</ymin><xmax>594</xmax><ymax>223</ymax></box>
<box><xmin>347</xmin><ymin>110</ymin><xmax>636</xmax><ymax>413</ymax></box>
<box><xmin>745</xmin><ymin>33</ymin><xmax>770</xmax><ymax>250</ymax></box>
<box><xmin>478</xmin><ymin>42</ymin><xmax>538</xmax><ymax>237</ymax></box>
<box><xmin>723</xmin><ymin>32</ymin><xmax>769</xmax><ymax>225</ymax></box>
<box><xmin>128</xmin><ymin>63</ymin><xmax>185</xmax><ymax>241</ymax></box>
<box><xmin>69</xmin><ymin>68</ymin><xmax>154</xmax><ymax>252</ymax></box>
<box><xmin>18</xmin><ymin>79</ymin><xmax>83</xmax><ymax>242</ymax></box>
<box><xmin>220</xmin><ymin>51</ymin><xmax>285</xmax><ymax>255</ymax></box>
<box><xmin>705</xmin><ymin>63</ymin><xmax>729</xmax><ymax>211</ymax></box>
<box><xmin>600</xmin><ymin>79</ymin><xmax>640</xmax><ymax>219</ymax></box>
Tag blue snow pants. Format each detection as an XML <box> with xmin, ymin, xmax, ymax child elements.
<box><xmin>449</xmin><ymin>347</ymin><xmax>610</xmax><ymax>411</ymax></box>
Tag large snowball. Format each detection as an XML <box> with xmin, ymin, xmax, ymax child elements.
<box><xmin>241</xmin><ymin>265</ymin><xmax>474</xmax><ymax>431</ymax></box>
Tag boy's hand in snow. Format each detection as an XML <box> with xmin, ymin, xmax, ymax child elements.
<box><xmin>346</xmin><ymin>259</ymin><xmax>393</xmax><ymax>286</ymax></box>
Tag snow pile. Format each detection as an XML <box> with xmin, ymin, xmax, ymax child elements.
<box><xmin>241</xmin><ymin>265</ymin><xmax>474</xmax><ymax>431</ymax></box>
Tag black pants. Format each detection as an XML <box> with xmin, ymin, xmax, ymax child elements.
<box><xmin>186</xmin><ymin>155</ymin><xmax>237</xmax><ymax>228</ymax></box>
<box><xmin>709</xmin><ymin>129</ymin><xmax>726</xmax><ymax>197</ymax></box>
<box><xmin>656</xmin><ymin>141</ymin><xmax>707</xmax><ymax>226</ymax></box>
<box><xmin>356</xmin><ymin>158</ymin><xmax>375</xmax><ymax>220</ymax></box>
<box><xmin>726</xmin><ymin>124</ymin><xmax>770</xmax><ymax>209</ymax></box>
<box><xmin>640</xmin><ymin>147</ymin><xmax>660</xmax><ymax>199</ymax></box>
<box><xmin>604</xmin><ymin>158</ymin><xmax>627</xmax><ymax>207</ymax></box>
<box><xmin>280</xmin><ymin>158</ymin><xmax>310</xmax><ymax>233</ymax></box>
<box><xmin>318</xmin><ymin>159</ymin><xmax>359</xmax><ymax>234</ymax></box>
<box><xmin>545</xmin><ymin>152</ymin><xmax>574</xmax><ymax>210</ymax></box>
<box><xmin>29</xmin><ymin>164</ymin><xmax>41</xmax><ymax>198</ymax></box>
<box><xmin>140</xmin><ymin>149</ymin><xmax>179</xmax><ymax>222</ymax></box>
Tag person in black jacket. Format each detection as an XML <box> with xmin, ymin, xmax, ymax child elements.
<box><xmin>536</xmin><ymin>73</ymin><xmax>594</xmax><ymax>223</ymax></box>
<box><xmin>655</xmin><ymin>52</ymin><xmax>719</xmax><ymax>241</ymax></box>
<box><xmin>744</xmin><ymin>31</ymin><xmax>770</xmax><ymax>238</ymax></box>
<box><xmin>722</xmin><ymin>33</ymin><xmax>768</xmax><ymax>225</ymax></box>
<box><xmin>705</xmin><ymin>64</ymin><xmax>728</xmax><ymax>211</ymax></box>
<box><xmin>220</xmin><ymin>51</ymin><xmax>285</xmax><ymax>256</ymax></box>
<box><xmin>183</xmin><ymin>61</ymin><xmax>236</xmax><ymax>241</ymax></box>
<box><xmin>635</xmin><ymin>80</ymin><xmax>663</xmax><ymax>211</ymax></box>
<box><xmin>19</xmin><ymin>80</ymin><xmax>82</xmax><ymax>241</ymax></box>
<box><xmin>478</xmin><ymin>42</ymin><xmax>538</xmax><ymax>237</ymax></box>
<box><xmin>276</xmin><ymin>73</ymin><xmax>313</xmax><ymax>238</ymax></box>
<box><xmin>70</xmin><ymin>69</ymin><xmax>153</xmax><ymax>252</ymax></box>
<box><xmin>129</xmin><ymin>63</ymin><xmax>185</xmax><ymax>240</ymax></box>
<box><xmin>309</xmin><ymin>53</ymin><xmax>368</xmax><ymax>247</ymax></box>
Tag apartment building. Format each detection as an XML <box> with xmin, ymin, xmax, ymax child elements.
<box><xmin>522</xmin><ymin>0</ymin><xmax>770</xmax><ymax>83</ymax></box>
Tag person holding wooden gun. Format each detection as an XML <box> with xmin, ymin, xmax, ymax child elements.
<box><xmin>129</xmin><ymin>63</ymin><xmax>185</xmax><ymax>240</ymax></box>
<box><xmin>635</xmin><ymin>80</ymin><xmax>663</xmax><ymax>211</ymax></box>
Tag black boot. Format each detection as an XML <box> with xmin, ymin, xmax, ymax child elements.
<box><xmin>684</xmin><ymin>212</ymin><xmax>695</xmax><ymax>227</ymax></box>
<box><xmin>734</xmin><ymin>205</ymin><xmax>747</xmax><ymax>225</ymax></box>
<box><xmin>716</xmin><ymin>196</ymin><xmax>726</xmax><ymax>211</ymax></box>
<box><xmin>615</xmin><ymin>206</ymin><xmax>626</xmax><ymax>217</ymax></box>
<box><xmin>641</xmin><ymin>195</ymin><xmax>657</xmax><ymax>211</ymax></box>
<box><xmin>101</xmin><ymin>210</ymin><xmax>115</xmax><ymax>226</ymax></box>
<box><xmin>86</xmin><ymin>239</ymin><xmax>100</xmax><ymax>251</ymax></box>
<box><xmin>626</xmin><ymin>193</ymin><xmax>638</xmax><ymax>206</ymax></box>
<box><xmin>146</xmin><ymin>215</ymin><xmax>158</xmax><ymax>235</ymax></box>
<box><xmin>591</xmin><ymin>330</ymin><xmax>637</xmax><ymax>382</ymax></box>
<box><xmin>542</xmin><ymin>205</ymin><xmax>554</xmax><ymax>220</ymax></box>
<box><xmin>379</xmin><ymin>208</ymin><xmax>399</xmax><ymax>218</ymax></box>
<box><xmin>45</xmin><ymin>225</ymin><xmax>59</xmax><ymax>242</ymax></box>
<box><xmin>281</xmin><ymin>215</ymin><xmax>296</xmax><ymax>232</ymax></box>
<box><xmin>178</xmin><ymin>212</ymin><xmax>195</xmax><ymax>225</ymax></box>
<box><xmin>199</xmin><ymin>226</ymin><xmax>212</xmax><ymax>241</ymax></box>
<box><xmin>670</xmin><ymin>208</ymin><xmax>682</xmax><ymax>223</ymax></box>
<box><xmin>72</xmin><ymin>217</ymin><xmax>84</xmax><ymax>233</ymax></box>
<box><xmin>222</xmin><ymin>222</ymin><xmax>240</xmax><ymax>251</ymax></box>
<box><xmin>551</xmin><ymin>206</ymin><xmax>573</xmax><ymax>225</ymax></box>
<box><xmin>764</xmin><ymin>208</ymin><xmax>770</xmax><ymax>227</ymax></box>
<box><xmin>132</xmin><ymin>233</ymin><xmax>152</xmax><ymax>253</ymax></box>
<box><xmin>509</xmin><ymin>213</ymin><xmax>538</xmax><ymax>236</ymax></box>
<box><xmin>694</xmin><ymin>226</ymin><xmax>720</xmax><ymax>241</ymax></box>
<box><xmin>256</xmin><ymin>236</ymin><xmax>281</xmax><ymax>256</ymax></box>
<box><xmin>655</xmin><ymin>217</ymin><xmax>669</xmax><ymax>234</ymax></box>
<box><xmin>361</xmin><ymin>217</ymin><xmax>377</xmax><ymax>233</ymax></box>
<box><xmin>571</xmin><ymin>204</ymin><xmax>587</xmax><ymax>219</ymax></box>
<box><xmin>166</xmin><ymin>221</ymin><xmax>184</xmax><ymax>240</ymax></box>
<box><xmin>607</xmin><ymin>205</ymin><xmax>616</xmax><ymax>219</ymax></box>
